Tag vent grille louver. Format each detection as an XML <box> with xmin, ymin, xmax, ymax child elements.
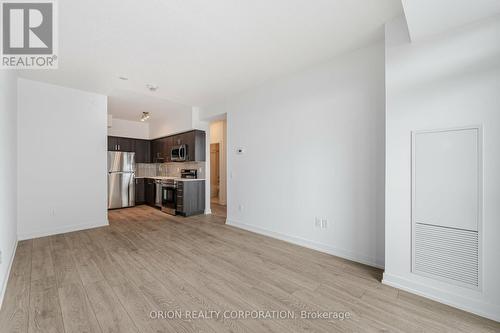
<box><xmin>414</xmin><ymin>223</ymin><xmax>479</xmax><ymax>287</ymax></box>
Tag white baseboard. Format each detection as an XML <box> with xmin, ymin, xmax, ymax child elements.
<box><xmin>227</xmin><ymin>219</ymin><xmax>384</xmax><ymax>269</ymax></box>
<box><xmin>0</xmin><ymin>238</ymin><xmax>18</xmax><ymax>311</ymax></box>
<box><xmin>17</xmin><ymin>220</ymin><xmax>109</xmax><ymax>241</ymax></box>
<box><xmin>383</xmin><ymin>273</ymin><xmax>500</xmax><ymax>322</ymax></box>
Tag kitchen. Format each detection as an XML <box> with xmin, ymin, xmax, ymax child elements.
<box><xmin>107</xmin><ymin>129</ymin><xmax>207</xmax><ymax>217</ymax></box>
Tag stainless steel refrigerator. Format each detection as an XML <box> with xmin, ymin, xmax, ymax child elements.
<box><xmin>108</xmin><ymin>151</ymin><xmax>135</xmax><ymax>209</ymax></box>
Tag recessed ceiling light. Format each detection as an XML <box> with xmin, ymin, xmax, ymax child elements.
<box><xmin>140</xmin><ymin>112</ymin><xmax>151</xmax><ymax>122</ymax></box>
<box><xmin>146</xmin><ymin>83</ymin><xmax>159</xmax><ymax>92</ymax></box>
<box><xmin>118</xmin><ymin>76</ymin><xmax>128</xmax><ymax>81</ymax></box>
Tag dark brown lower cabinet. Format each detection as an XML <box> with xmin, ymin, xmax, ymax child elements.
<box><xmin>176</xmin><ymin>181</ymin><xmax>205</xmax><ymax>216</ymax></box>
<box><xmin>135</xmin><ymin>178</ymin><xmax>145</xmax><ymax>204</ymax></box>
<box><xmin>145</xmin><ymin>178</ymin><xmax>156</xmax><ymax>206</ymax></box>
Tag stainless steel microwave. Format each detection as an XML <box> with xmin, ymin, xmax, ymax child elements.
<box><xmin>171</xmin><ymin>144</ymin><xmax>187</xmax><ymax>161</ymax></box>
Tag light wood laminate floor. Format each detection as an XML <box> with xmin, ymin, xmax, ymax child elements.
<box><xmin>210</xmin><ymin>201</ymin><xmax>227</xmax><ymax>219</ymax></box>
<box><xmin>1</xmin><ymin>205</ymin><xmax>498</xmax><ymax>332</ymax></box>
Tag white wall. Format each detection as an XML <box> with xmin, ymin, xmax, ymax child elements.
<box><xmin>202</xmin><ymin>42</ymin><xmax>386</xmax><ymax>267</ymax></box>
<box><xmin>0</xmin><ymin>71</ymin><xmax>18</xmax><ymax>308</ymax></box>
<box><xmin>384</xmin><ymin>15</ymin><xmax>500</xmax><ymax>321</ymax></box>
<box><xmin>17</xmin><ymin>79</ymin><xmax>108</xmax><ymax>240</ymax></box>
<box><xmin>107</xmin><ymin>117</ymin><xmax>150</xmax><ymax>139</ymax></box>
<box><xmin>209</xmin><ymin>120</ymin><xmax>227</xmax><ymax>205</ymax></box>
<box><xmin>149</xmin><ymin>107</ymin><xmax>193</xmax><ymax>139</ymax></box>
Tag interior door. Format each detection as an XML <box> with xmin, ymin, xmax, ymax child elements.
<box><xmin>210</xmin><ymin>143</ymin><xmax>220</xmax><ymax>198</ymax></box>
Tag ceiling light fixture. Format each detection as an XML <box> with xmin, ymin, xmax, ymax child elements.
<box><xmin>146</xmin><ymin>83</ymin><xmax>159</xmax><ymax>92</ymax></box>
<box><xmin>140</xmin><ymin>112</ymin><xmax>151</xmax><ymax>122</ymax></box>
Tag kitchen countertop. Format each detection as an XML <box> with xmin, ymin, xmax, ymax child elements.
<box><xmin>135</xmin><ymin>176</ymin><xmax>205</xmax><ymax>182</ymax></box>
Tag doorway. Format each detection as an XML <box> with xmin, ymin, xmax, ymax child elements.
<box><xmin>210</xmin><ymin>143</ymin><xmax>220</xmax><ymax>199</ymax></box>
<box><xmin>209</xmin><ymin>120</ymin><xmax>227</xmax><ymax>219</ymax></box>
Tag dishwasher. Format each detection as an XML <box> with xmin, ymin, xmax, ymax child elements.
<box><xmin>155</xmin><ymin>180</ymin><xmax>162</xmax><ymax>208</ymax></box>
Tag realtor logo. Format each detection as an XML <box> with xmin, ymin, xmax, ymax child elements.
<box><xmin>1</xmin><ymin>0</ymin><xmax>58</xmax><ymax>68</ymax></box>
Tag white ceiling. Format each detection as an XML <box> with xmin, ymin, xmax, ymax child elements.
<box><xmin>20</xmin><ymin>0</ymin><xmax>403</xmax><ymax>119</ymax></box>
<box><xmin>402</xmin><ymin>0</ymin><xmax>500</xmax><ymax>41</ymax></box>
<box><xmin>107</xmin><ymin>90</ymin><xmax>190</xmax><ymax>122</ymax></box>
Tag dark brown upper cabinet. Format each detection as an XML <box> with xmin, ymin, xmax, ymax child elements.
<box><xmin>151</xmin><ymin>130</ymin><xmax>206</xmax><ymax>162</ymax></box>
<box><xmin>110</xmin><ymin>129</ymin><xmax>205</xmax><ymax>163</ymax></box>
<box><xmin>108</xmin><ymin>137</ymin><xmax>134</xmax><ymax>152</ymax></box>
<box><xmin>151</xmin><ymin>137</ymin><xmax>168</xmax><ymax>163</ymax></box>
<box><xmin>108</xmin><ymin>136</ymin><xmax>118</xmax><ymax>151</ymax></box>
<box><xmin>185</xmin><ymin>130</ymin><xmax>206</xmax><ymax>162</ymax></box>
<box><xmin>150</xmin><ymin>139</ymin><xmax>161</xmax><ymax>162</ymax></box>
<box><xmin>108</xmin><ymin>136</ymin><xmax>151</xmax><ymax>163</ymax></box>
<box><xmin>164</xmin><ymin>136</ymin><xmax>174</xmax><ymax>162</ymax></box>
<box><xmin>134</xmin><ymin>139</ymin><xmax>151</xmax><ymax>163</ymax></box>
<box><xmin>119</xmin><ymin>138</ymin><xmax>135</xmax><ymax>152</ymax></box>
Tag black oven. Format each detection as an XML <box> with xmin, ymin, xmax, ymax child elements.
<box><xmin>161</xmin><ymin>181</ymin><xmax>177</xmax><ymax>215</ymax></box>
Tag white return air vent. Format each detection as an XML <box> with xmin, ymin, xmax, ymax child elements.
<box><xmin>412</xmin><ymin>127</ymin><xmax>482</xmax><ymax>289</ymax></box>
<box><xmin>414</xmin><ymin>223</ymin><xmax>478</xmax><ymax>287</ymax></box>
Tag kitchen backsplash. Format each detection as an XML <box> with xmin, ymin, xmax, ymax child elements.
<box><xmin>136</xmin><ymin>163</ymin><xmax>156</xmax><ymax>177</ymax></box>
<box><xmin>136</xmin><ymin>162</ymin><xmax>206</xmax><ymax>179</ymax></box>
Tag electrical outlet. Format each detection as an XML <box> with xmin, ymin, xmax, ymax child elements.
<box><xmin>314</xmin><ymin>217</ymin><xmax>321</xmax><ymax>228</ymax></box>
<box><xmin>238</xmin><ymin>204</ymin><xmax>244</xmax><ymax>212</ymax></box>
<box><xmin>321</xmin><ymin>219</ymin><xmax>328</xmax><ymax>229</ymax></box>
